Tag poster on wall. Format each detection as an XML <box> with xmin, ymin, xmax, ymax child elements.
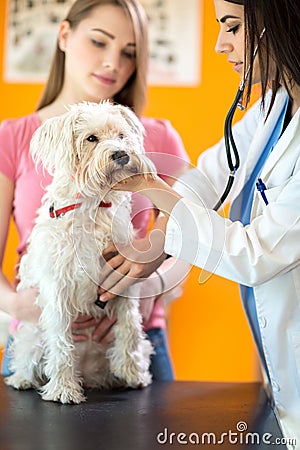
<box><xmin>140</xmin><ymin>0</ymin><xmax>201</xmax><ymax>86</ymax></box>
<box><xmin>4</xmin><ymin>0</ymin><xmax>202</xmax><ymax>86</ymax></box>
<box><xmin>4</xmin><ymin>0</ymin><xmax>73</xmax><ymax>83</ymax></box>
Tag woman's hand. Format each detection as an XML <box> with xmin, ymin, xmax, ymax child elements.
<box><xmin>10</xmin><ymin>288</ymin><xmax>41</xmax><ymax>324</ymax></box>
<box><xmin>71</xmin><ymin>294</ymin><xmax>156</xmax><ymax>345</ymax></box>
<box><xmin>72</xmin><ymin>314</ymin><xmax>117</xmax><ymax>345</ymax></box>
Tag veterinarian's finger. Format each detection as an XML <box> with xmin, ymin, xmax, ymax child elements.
<box><xmin>103</xmin><ymin>250</ymin><xmax>119</xmax><ymax>261</ymax></box>
<box><xmin>111</xmin><ymin>174</ymin><xmax>146</xmax><ymax>192</ymax></box>
<box><xmin>100</xmin><ymin>253</ymin><xmax>125</xmax><ymax>273</ymax></box>
<box><xmin>103</xmin><ymin>242</ymin><xmax>116</xmax><ymax>254</ymax></box>
<box><xmin>99</xmin><ymin>276</ymin><xmax>139</xmax><ymax>302</ymax></box>
<box><xmin>111</xmin><ymin>178</ymin><xmax>133</xmax><ymax>191</ymax></box>
<box><xmin>98</xmin><ymin>257</ymin><xmax>129</xmax><ymax>286</ymax></box>
<box><xmin>102</xmin><ymin>243</ymin><xmax>118</xmax><ymax>261</ymax></box>
<box><xmin>99</xmin><ymin>266</ymin><xmax>132</xmax><ymax>295</ymax></box>
<box><xmin>104</xmin><ymin>253</ymin><xmax>125</xmax><ymax>270</ymax></box>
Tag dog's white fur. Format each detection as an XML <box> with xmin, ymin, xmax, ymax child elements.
<box><xmin>5</xmin><ymin>101</ymin><xmax>157</xmax><ymax>404</ymax></box>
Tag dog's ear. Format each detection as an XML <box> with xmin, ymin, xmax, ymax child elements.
<box><xmin>117</xmin><ymin>105</ymin><xmax>144</xmax><ymax>146</ymax></box>
<box><xmin>30</xmin><ymin>110</ymin><xmax>78</xmax><ymax>175</ymax></box>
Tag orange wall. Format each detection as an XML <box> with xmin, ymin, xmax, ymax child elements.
<box><xmin>0</xmin><ymin>1</ymin><xmax>258</xmax><ymax>381</ymax></box>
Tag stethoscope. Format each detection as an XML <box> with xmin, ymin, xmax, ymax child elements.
<box><xmin>213</xmin><ymin>28</ymin><xmax>266</xmax><ymax>211</ymax></box>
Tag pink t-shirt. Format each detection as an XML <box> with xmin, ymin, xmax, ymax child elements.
<box><xmin>0</xmin><ymin>112</ymin><xmax>189</xmax><ymax>331</ymax></box>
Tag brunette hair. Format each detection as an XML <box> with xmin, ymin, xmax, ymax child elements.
<box><xmin>243</xmin><ymin>0</ymin><xmax>300</xmax><ymax>112</ymax></box>
<box><xmin>36</xmin><ymin>0</ymin><xmax>148</xmax><ymax>116</ymax></box>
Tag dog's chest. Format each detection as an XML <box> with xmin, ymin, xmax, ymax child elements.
<box><xmin>29</xmin><ymin>201</ymin><xmax>134</xmax><ymax>302</ymax></box>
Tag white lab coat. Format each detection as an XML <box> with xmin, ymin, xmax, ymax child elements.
<box><xmin>165</xmin><ymin>89</ymin><xmax>300</xmax><ymax>447</ymax></box>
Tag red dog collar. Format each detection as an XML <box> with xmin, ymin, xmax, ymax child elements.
<box><xmin>49</xmin><ymin>201</ymin><xmax>112</xmax><ymax>218</ymax></box>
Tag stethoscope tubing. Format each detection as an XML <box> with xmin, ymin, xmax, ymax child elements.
<box><xmin>213</xmin><ymin>87</ymin><xmax>244</xmax><ymax>211</ymax></box>
<box><xmin>213</xmin><ymin>28</ymin><xmax>266</xmax><ymax>212</ymax></box>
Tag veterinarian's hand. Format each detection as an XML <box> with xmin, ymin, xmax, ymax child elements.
<box><xmin>113</xmin><ymin>175</ymin><xmax>182</xmax><ymax>222</ymax></box>
<box><xmin>112</xmin><ymin>173</ymin><xmax>159</xmax><ymax>193</ymax></box>
<box><xmin>97</xmin><ymin>233</ymin><xmax>167</xmax><ymax>302</ymax></box>
<box><xmin>10</xmin><ymin>288</ymin><xmax>40</xmax><ymax>324</ymax></box>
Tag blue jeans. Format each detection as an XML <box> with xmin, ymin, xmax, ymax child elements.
<box><xmin>1</xmin><ymin>328</ymin><xmax>174</xmax><ymax>381</ymax></box>
<box><xmin>146</xmin><ymin>328</ymin><xmax>174</xmax><ymax>381</ymax></box>
<box><xmin>1</xmin><ymin>334</ymin><xmax>14</xmax><ymax>377</ymax></box>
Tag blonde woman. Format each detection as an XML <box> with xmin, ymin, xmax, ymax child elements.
<box><xmin>0</xmin><ymin>0</ymin><xmax>190</xmax><ymax>380</ymax></box>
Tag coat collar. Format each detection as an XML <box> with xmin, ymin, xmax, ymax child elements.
<box><xmin>261</xmin><ymin>105</ymin><xmax>300</xmax><ymax>179</ymax></box>
<box><xmin>244</xmin><ymin>90</ymin><xmax>290</xmax><ymax>179</ymax></box>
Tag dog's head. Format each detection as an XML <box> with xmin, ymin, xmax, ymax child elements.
<box><xmin>30</xmin><ymin>101</ymin><xmax>156</xmax><ymax>197</ymax></box>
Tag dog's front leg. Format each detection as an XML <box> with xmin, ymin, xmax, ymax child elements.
<box><xmin>4</xmin><ymin>323</ymin><xmax>45</xmax><ymax>390</ymax></box>
<box><xmin>108</xmin><ymin>296</ymin><xmax>153</xmax><ymax>388</ymax></box>
<box><xmin>37</xmin><ymin>298</ymin><xmax>86</xmax><ymax>404</ymax></box>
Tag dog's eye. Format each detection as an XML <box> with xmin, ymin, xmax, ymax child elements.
<box><xmin>87</xmin><ymin>135</ymin><xmax>99</xmax><ymax>143</ymax></box>
<box><xmin>118</xmin><ymin>133</ymin><xmax>125</xmax><ymax>140</ymax></box>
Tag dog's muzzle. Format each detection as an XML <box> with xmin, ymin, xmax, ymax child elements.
<box><xmin>111</xmin><ymin>150</ymin><xmax>130</xmax><ymax>166</ymax></box>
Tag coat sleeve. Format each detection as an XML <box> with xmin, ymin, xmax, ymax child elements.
<box><xmin>165</xmin><ymin>160</ymin><xmax>300</xmax><ymax>286</ymax></box>
<box><xmin>165</xmin><ymin>93</ymin><xmax>300</xmax><ymax>286</ymax></box>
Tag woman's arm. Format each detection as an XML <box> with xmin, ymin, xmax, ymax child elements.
<box><xmin>0</xmin><ymin>173</ymin><xmax>40</xmax><ymax>323</ymax></box>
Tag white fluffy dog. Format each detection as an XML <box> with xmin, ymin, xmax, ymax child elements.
<box><xmin>5</xmin><ymin>101</ymin><xmax>157</xmax><ymax>404</ymax></box>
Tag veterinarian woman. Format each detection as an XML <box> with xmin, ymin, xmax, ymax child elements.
<box><xmin>0</xmin><ymin>0</ymin><xmax>190</xmax><ymax>380</ymax></box>
<box><xmin>107</xmin><ymin>0</ymin><xmax>300</xmax><ymax>446</ymax></box>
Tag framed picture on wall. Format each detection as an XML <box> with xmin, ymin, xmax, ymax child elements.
<box><xmin>4</xmin><ymin>0</ymin><xmax>74</xmax><ymax>83</ymax></box>
<box><xmin>140</xmin><ymin>0</ymin><xmax>202</xmax><ymax>86</ymax></box>
<box><xmin>4</xmin><ymin>0</ymin><xmax>202</xmax><ymax>86</ymax></box>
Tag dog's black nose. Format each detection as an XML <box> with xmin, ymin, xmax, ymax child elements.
<box><xmin>111</xmin><ymin>150</ymin><xmax>130</xmax><ymax>166</ymax></box>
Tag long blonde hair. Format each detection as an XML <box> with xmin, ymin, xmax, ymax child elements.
<box><xmin>36</xmin><ymin>0</ymin><xmax>148</xmax><ymax>116</ymax></box>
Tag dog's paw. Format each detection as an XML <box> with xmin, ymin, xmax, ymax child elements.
<box><xmin>40</xmin><ymin>382</ymin><xmax>86</xmax><ymax>404</ymax></box>
<box><xmin>126</xmin><ymin>371</ymin><xmax>152</xmax><ymax>389</ymax></box>
<box><xmin>108</xmin><ymin>347</ymin><xmax>152</xmax><ymax>389</ymax></box>
<box><xmin>41</xmin><ymin>390</ymin><xmax>86</xmax><ymax>404</ymax></box>
<box><xmin>4</xmin><ymin>373</ymin><xmax>36</xmax><ymax>390</ymax></box>
<box><xmin>112</xmin><ymin>366</ymin><xmax>152</xmax><ymax>389</ymax></box>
